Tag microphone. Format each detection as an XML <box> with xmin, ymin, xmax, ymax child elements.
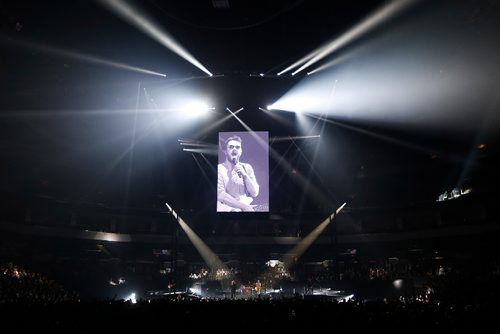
<box><xmin>231</xmin><ymin>157</ymin><xmax>242</xmax><ymax>178</ymax></box>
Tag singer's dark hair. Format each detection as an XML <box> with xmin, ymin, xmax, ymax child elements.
<box><xmin>224</xmin><ymin>135</ymin><xmax>242</xmax><ymax>149</ymax></box>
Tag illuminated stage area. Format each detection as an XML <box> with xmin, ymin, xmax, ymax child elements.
<box><xmin>147</xmin><ymin>285</ymin><xmax>355</xmax><ymax>302</ymax></box>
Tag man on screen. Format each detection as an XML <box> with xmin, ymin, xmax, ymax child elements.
<box><xmin>217</xmin><ymin>135</ymin><xmax>259</xmax><ymax>212</ymax></box>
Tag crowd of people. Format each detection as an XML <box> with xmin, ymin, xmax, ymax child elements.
<box><xmin>1</xmin><ymin>250</ymin><xmax>500</xmax><ymax>331</ymax></box>
<box><xmin>0</xmin><ymin>262</ymin><xmax>78</xmax><ymax>304</ymax></box>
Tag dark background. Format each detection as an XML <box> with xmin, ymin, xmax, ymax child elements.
<box><xmin>0</xmin><ymin>0</ymin><xmax>499</xmax><ymax>219</ymax></box>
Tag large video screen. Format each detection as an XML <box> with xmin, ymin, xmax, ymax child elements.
<box><xmin>217</xmin><ymin>131</ymin><xmax>269</xmax><ymax>212</ymax></box>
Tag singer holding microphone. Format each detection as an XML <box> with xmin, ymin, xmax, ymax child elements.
<box><xmin>217</xmin><ymin>135</ymin><xmax>259</xmax><ymax>212</ymax></box>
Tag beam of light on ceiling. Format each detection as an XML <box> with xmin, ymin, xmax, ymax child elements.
<box><xmin>0</xmin><ymin>108</ymin><xmax>211</xmax><ymax>118</ymax></box>
<box><xmin>177</xmin><ymin>138</ymin><xmax>197</xmax><ymax>143</ymax></box>
<box><xmin>294</xmin><ymin>111</ymin><xmax>331</xmax><ymax>214</ymax></box>
<box><xmin>179</xmin><ymin>138</ymin><xmax>218</xmax><ymax>155</ymax></box>
<box><xmin>0</xmin><ymin>35</ymin><xmax>167</xmax><ymax>77</ymax></box>
<box><xmin>270</xmin><ymin>135</ymin><xmax>321</xmax><ymax>142</ymax></box>
<box><xmin>22</xmin><ymin>102</ymin><xmax>215</xmax><ymax>194</ymax></box>
<box><xmin>199</xmin><ymin>153</ymin><xmax>216</xmax><ymax>175</ymax></box>
<box><xmin>182</xmin><ymin>147</ymin><xmax>218</xmax><ymax>155</ymax></box>
<box><xmin>291</xmin><ymin>130</ymin><xmax>332</xmax><ymax>201</ymax></box>
<box><xmin>290</xmin><ymin>0</ymin><xmax>417</xmax><ymax>75</ymax></box>
<box><xmin>225</xmin><ymin>107</ymin><xmax>268</xmax><ymax>147</ymax></box>
<box><xmin>98</xmin><ymin>0</ymin><xmax>213</xmax><ymax>76</ymax></box>
<box><xmin>146</xmin><ymin>89</ymin><xmax>216</xmax><ymax>129</ymax></box>
<box><xmin>165</xmin><ymin>203</ymin><xmax>228</xmax><ymax>274</ymax></box>
<box><xmin>259</xmin><ymin>107</ymin><xmax>298</xmax><ymax>130</ymax></box>
<box><xmin>282</xmin><ymin>202</ymin><xmax>346</xmax><ymax>268</ymax></box>
<box><xmin>307</xmin><ymin>113</ymin><xmax>468</xmax><ymax>163</ymax></box>
<box><xmin>0</xmin><ymin>109</ymin><xmax>126</xmax><ymax>118</ymax></box>
<box><xmin>123</xmin><ymin>82</ymin><xmax>141</xmax><ymax>210</ymax></box>
<box><xmin>191</xmin><ymin>153</ymin><xmax>214</xmax><ymax>188</ymax></box>
<box><xmin>78</xmin><ymin>102</ymin><xmax>215</xmax><ymax>174</ymax></box>
<box><xmin>256</xmin><ymin>203</ymin><xmax>346</xmax><ymax>284</ymax></box>
<box><xmin>179</xmin><ymin>141</ymin><xmax>215</xmax><ymax>148</ymax></box>
<box><xmin>226</xmin><ymin>107</ymin><xmax>334</xmax><ymax>207</ymax></box>
<box><xmin>269</xmin><ymin>0</ymin><xmax>500</xmax><ymax>136</ymax></box>
<box><xmin>189</xmin><ymin>109</ymin><xmax>242</xmax><ymax>140</ymax></box>
<box><xmin>277</xmin><ymin>47</ymin><xmax>326</xmax><ymax>76</ymax></box>
<box><xmin>178</xmin><ymin>102</ymin><xmax>214</xmax><ymax>118</ymax></box>
<box><xmin>307</xmin><ymin>48</ymin><xmax>362</xmax><ymax>75</ymax></box>
<box><xmin>225</xmin><ymin>107</ymin><xmax>244</xmax><ymax>114</ymax></box>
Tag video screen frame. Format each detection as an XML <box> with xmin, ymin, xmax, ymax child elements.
<box><xmin>216</xmin><ymin>131</ymin><xmax>269</xmax><ymax>213</ymax></box>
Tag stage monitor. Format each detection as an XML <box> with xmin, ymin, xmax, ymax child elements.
<box><xmin>217</xmin><ymin>131</ymin><xmax>269</xmax><ymax>213</ymax></box>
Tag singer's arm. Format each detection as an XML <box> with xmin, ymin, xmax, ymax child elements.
<box><xmin>239</xmin><ymin>163</ymin><xmax>259</xmax><ymax>197</ymax></box>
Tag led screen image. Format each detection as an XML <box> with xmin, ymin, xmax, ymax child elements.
<box><xmin>217</xmin><ymin>131</ymin><xmax>269</xmax><ymax>212</ymax></box>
